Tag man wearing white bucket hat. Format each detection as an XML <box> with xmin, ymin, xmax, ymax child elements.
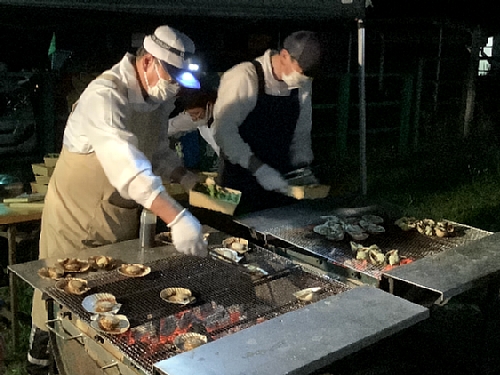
<box><xmin>27</xmin><ymin>25</ymin><xmax>206</xmax><ymax>375</ymax></box>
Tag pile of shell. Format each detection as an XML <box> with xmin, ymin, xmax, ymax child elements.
<box><xmin>313</xmin><ymin>214</ymin><xmax>385</xmax><ymax>241</ymax></box>
<box><xmin>350</xmin><ymin>242</ymin><xmax>401</xmax><ymax>266</ymax></box>
<box><xmin>395</xmin><ymin>217</ymin><xmax>455</xmax><ymax>238</ymax></box>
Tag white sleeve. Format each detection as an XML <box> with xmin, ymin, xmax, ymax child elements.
<box><xmin>167</xmin><ymin>112</ymin><xmax>199</xmax><ymax>138</ymax></box>
<box><xmin>74</xmin><ymin>80</ymin><xmax>165</xmax><ymax>209</ymax></box>
<box><xmin>289</xmin><ymin>80</ymin><xmax>314</xmax><ymax>168</ymax></box>
<box><xmin>212</xmin><ymin>62</ymin><xmax>258</xmax><ymax>169</ymax></box>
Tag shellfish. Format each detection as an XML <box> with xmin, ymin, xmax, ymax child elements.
<box><xmin>160</xmin><ymin>287</ymin><xmax>196</xmax><ymax>305</ymax></box>
<box><xmin>82</xmin><ymin>293</ymin><xmax>121</xmax><ymax>314</ymax></box>
<box><xmin>56</xmin><ymin>278</ymin><xmax>90</xmax><ymax>295</ymax></box>
<box><xmin>222</xmin><ymin>237</ymin><xmax>249</xmax><ymax>254</ymax></box>
<box><xmin>210</xmin><ymin>248</ymin><xmax>243</xmax><ymax>263</ymax></box>
<box><xmin>38</xmin><ymin>266</ymin><xmax>65</xmax><ymax>280</ymax></box>
<box><xmin>57</xmin><ymin>258</ymin><xmax>90</xmax><ymax>273</ymax></box>
<box><xmin>117</xmin><ymin>263</ymin><xmax>151</xmax><ymax>277</ymax></box>
<box><xmin>174</xmin><ymin>332</ymin><xmax>208</xmax><ymax>351</ymax></box>
<box><xmin>88</xmin><ymin>255</ymin><xmax>115</xmax><ymax>270</ymax></box>
<box><xmin>293</xmin><ymin>287</ymin><xmax>321</xmax><ymax>302</ymax></box>
<box><xmin>91</xmin><ymin>314</ymin><xmax>130</xmax><ymax>335</ymax></box>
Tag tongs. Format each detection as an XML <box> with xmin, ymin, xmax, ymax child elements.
<box><xmin>283</xmin><ymin>167</ymin><xmax>314</xmax><ymax>183</ymax></box>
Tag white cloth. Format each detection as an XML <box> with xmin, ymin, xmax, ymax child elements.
<box><xmin>167</xmin><ymin>112</ymin><xmax>220</xmax><ymax>156</ymax></box>
<box><xmin>212</xmin><ymin>49</ymin><xmax>314</xmax><ymax>170</ymax></box>
<box><xmin>63</xmin><ymin>53</ymin><xmax>182</xmax><ymax>209</ymax></box>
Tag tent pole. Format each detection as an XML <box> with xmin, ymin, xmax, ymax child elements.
<box><xmin>358</xmin><ymin>18</ymin><xmax>367</xmax><ymax>196</ymax></box>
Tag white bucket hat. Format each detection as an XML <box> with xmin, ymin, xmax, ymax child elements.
<box><xmin>143</xmin><ymin>25</ymin><xmax>200</xmax><ymax>88</ymax></box>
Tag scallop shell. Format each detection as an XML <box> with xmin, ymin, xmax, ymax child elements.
<box><xmin>37</xmin><ymin>266</ymin><xmax>65</xmax><ymax>280</ymax></box>
<box><xmin>210</xmin><ymin>248</ymin><xmax>243</xmax><ymax>263</ymax></box>
<box><xmin>293</xmin><ymin>287</ymin><xmax>321</xmax><ymax>302</ymax></box>
<box><xmin>88</xmin><ymin>255</ymin><xmax>116</xmax><ymax>270</ymax></box>
<box><xmin>117</xmin><ymin>263</ymin><xmax>151</xmax><ymax>278</ymax></box>
<box><xmin>82</xmin><ymin>293</ymin><xmax>121</xmax><ymax>314</ymax></box>
<box><xmin>361</xmin><ymin>215</ymin><xmax>384</xmax><ymax>224</ymax></box>
<box><xmin>243</xmin><ymin>264</ymin><xmax>269</xmax><ymax>277</ymax></box>
<box><xmin>56</xmin><ymin>258</ymin><xmax>90</xmax><ymax>273</ymax></box>
<box><xmin>174</xmin><ymin>332</ymin><xmax>208</xmax><ymax>351</ymax></box>
<box><xmin>222</xmin><ymin>237</ymin><xmax>249</xmax><ymax>254</ymax></box>
<box><xmin>160</xmin><ymin>287</ymin><xmax>196</xmax><ymax>305</ymax></box>
<box><xmin>91</xmin><ymin>314</ymin><xmax>130</xmax><ymax>335</ymax></box>
<box><xmin>55</xmin><ymin>278</ymin><xmax>90</xmax><ymax>295</ymax></box>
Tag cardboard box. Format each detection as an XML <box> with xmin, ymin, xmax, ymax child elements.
<box><xmin>189</xmin><ymin>183</ymin><xmax>241</xmax><ymax>216</ymax></box>
<box><xmin>31</xmin><ymin>182</ymin><xmax>49</xmax><ymax>195</ymax></box>
<box><xmin>43</xmin><ymin>154</ymin><xmax>59</xmax><ymax>168</ymax></box>
<box><xmin>35</xmin><ymin>175</ymin><xmax>51</xmax><ymax>184</ymax></box>
<box><xmin>288</xmin><ymin>184</ymin><xmax>331</xmax><ymax>200</ymax></box>
<box><xmin>32</xmin><ymin>163</ymin><xmax>55</xmax><ymax>177</ymax></box>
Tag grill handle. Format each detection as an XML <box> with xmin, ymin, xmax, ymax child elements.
<box><xmin>45</xmin><ymin>318</ymin><xmax>85</xmax><ymax>341</ymax></box>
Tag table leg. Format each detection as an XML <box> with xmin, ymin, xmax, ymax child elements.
<box><xmin>7</xmin><ymin>224</ymin><xmax>18</xmax><ymax>349</ymax></box>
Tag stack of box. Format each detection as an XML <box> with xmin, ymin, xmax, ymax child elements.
<box><xmin>31</xmin><ymin>154</ymin><xmax>59</xmax><ymax>194</ymax></box>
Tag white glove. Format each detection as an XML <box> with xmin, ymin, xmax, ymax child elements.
<box><xmin>168</xmin><ymin>209</ymin><xmax>208</xmax><ymax>257</ymax></box>
<box><xmin>180</xmin><ymin>171</ymin><xmax>200</xmax><ymax>192</ymax></box>
<box><xmin>254</xmin><ymin>164</ymin><xmax>289</xmax><ymax>193</ymax></box>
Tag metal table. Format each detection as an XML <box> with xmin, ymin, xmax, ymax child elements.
<box><xmin>0</xmin><ymin>202</ymin><xmax>43</xmax><ymax>348</ymax></box>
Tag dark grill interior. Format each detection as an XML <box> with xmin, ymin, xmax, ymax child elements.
<box><xmin>47</xmin><ymin>244</ymin><xmax>350</xmax><ymax>374</ymax></box>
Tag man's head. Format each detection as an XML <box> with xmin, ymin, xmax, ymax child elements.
<box><xmin>276</xmin><ymin>31</ymin><xmax>321</xmax><ymax>88</ymax></box>
<box><xmin>283</xmin><ymin>31</ymin><xmax>321</xmax><ymax>77</ymax></box>
<box><xmin>140</xmin><ymin>26</ymin><xmax>200</xmax><ymax>98</ymax></box>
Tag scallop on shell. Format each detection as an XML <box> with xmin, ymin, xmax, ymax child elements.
<box><xmin>174</xmin><ymin>332</ymin><xmax>208</xmax><ymax>351</ymax></box>
<box><xmin>57</xmin><ymin>258</ymin><xmax>90</xmax><ymax>273</ymax></box>
<box><xmin>91</xmin><ymin>313</ymin><xmax>130</xmax><ymax>335</ymax></box>
<box><xmin>117</xmin><ymin>263</ymin><xmax>151</xmax><ymax>277</ymax></box>
<box><xmin>37</xmin><ymin>266</ymin><xmax>65</xmax><ymax>280</ymax></box>
<box><xmin>160</xmin><ymin>287</ymin><xmax>196</xmax><ymax>305</ymax></box>
<box><xmin>222</xmin><ymin>237</ymin><xmax>249</xmax><ymax>254</ymax></box>
<box><xmin>55</xmin><ymin>278</ymin><xmax>90</xmax><ymax>295</ymax></box>
<box><xmin>88</xmin><ymin>255</ymin><xmax>115</xmax><ymax>270</ymax></box>
<box><xmin>82</xmin><ymin>293</ymin><xmax>121</xmax><ymax>314</ymax></box>
<box><xmin>293</xmin><ymin>287</ymin><xmax>321</xmax><ymax>302</ymax></box>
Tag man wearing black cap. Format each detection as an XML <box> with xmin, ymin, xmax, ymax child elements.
<box><xmin>27</xmin><ymin>25</ymin><xmax>207</xmax><ymax>375</ymax></box>
<box><xmin>212</xmin><ymin>31</ymin><xmax>321</xmax><ymax>214</ymax></box>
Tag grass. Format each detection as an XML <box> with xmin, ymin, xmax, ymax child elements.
<box><xmin>1</xmin><ymin>121</ymin><xmax>500</xmax><ymax>374</ymax></box>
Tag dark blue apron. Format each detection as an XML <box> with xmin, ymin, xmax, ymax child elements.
<box><xmin>219</xmin><ymin>60</ymin><xmax>299</xmax><ymax>215</ymax></box>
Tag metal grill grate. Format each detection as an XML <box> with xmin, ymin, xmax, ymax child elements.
<box><xmin>47</xmin><ymin>245</ymin><xmax>350</xmax><ymax>374</ymax></box>
<box><xmin>253</xmin><ymin>219</ymin><xmax>492</xmax><ymax>280</ymax></box>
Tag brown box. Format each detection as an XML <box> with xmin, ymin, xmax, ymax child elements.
<box><xmin>43</xmin><ymin>154</ymin><xmax>59</xmax><ymax>168</ymax></box>
<box><xmin>287</xmin><ymin>184</ymin><xmax>331</xmax><ymax>200</ymax></box>
<box><xmin>30</xmin><ymin>182</ymin><xmax>49</xmax><ymax>195</ymax></box>
<box><xmin>189</xmin><ymin>183</ymin><xmax>241</xmax><ymax>216</ymax></box>
<box><xmin>32</xmin><ymin>163</ymin><xmax>55</xmax><ymax>177</ymax></box>
<box><xmin>35</xmin><ymin>175</ymin><xmax>51</xmax><ymax>184</ymax></box>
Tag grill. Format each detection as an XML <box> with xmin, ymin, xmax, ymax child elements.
<box><xmin>47</xmin><ymin>244</ymin><xmax>350</xmax><ymax>374</ymax></box>
<box><xmin>233</xmin><ymin>201</ymin><xmax>493</xmax><ymax>280</ymax></box>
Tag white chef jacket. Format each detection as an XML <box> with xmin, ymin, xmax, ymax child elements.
<box><xmin>212</xmin><ymin>49</ymin><xmax>314</xmax><ymax>170</ymax></box>
<box><xmin>63</xmin><ymin>53</ymin><xmax>181</xmax><ymax>209</ymax></box>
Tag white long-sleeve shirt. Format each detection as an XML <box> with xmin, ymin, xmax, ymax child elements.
<box><xmin>63</xmin><ymin>53</ymin><xmax>181</xmax><ymax>209</ymax></box>
<box><xmin>212</xmin><ymin>49</ymin><xmax>314</xmax><ymax>170</ymax></box>
<box><xmin>167</xmin><ymin>112</ymin><xmax>220</xmax><ymax>156</ymax></box>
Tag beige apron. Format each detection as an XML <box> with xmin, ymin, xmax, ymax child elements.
<box><xmin>33</xmin><ymin>75</ymin><xmax>162</xmax><ymax>330</ymax></box>
<box><xmin>32</xmin><ymin>148</ymin><xmax>141</xmax><ymax>328</ymax></box>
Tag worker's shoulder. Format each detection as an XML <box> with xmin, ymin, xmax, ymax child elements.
<box><xmin>222</xmin><ymin>61</ymin><xmax>258</xmax><ymax>80</ymax></box>
<box><xmin>91</xmin><ymin>72</ymin><xmax>128</xmax><ymax>93</ymax></box>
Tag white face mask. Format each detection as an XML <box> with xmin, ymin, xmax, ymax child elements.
<box><xmin>281</xmin><ymin>70</ymin><xmax>309</xmax><ymax>89</ymax></box>
<box><xmin>144</xmin><ymin>64</ymin><xmax>180</xmax><ymax>103</ymax></box>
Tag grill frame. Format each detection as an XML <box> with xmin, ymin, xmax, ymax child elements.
<box><xmin>46</xmin><ymin>244</ymin><xmax>351</xmax><ymax>374</ymax></box>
